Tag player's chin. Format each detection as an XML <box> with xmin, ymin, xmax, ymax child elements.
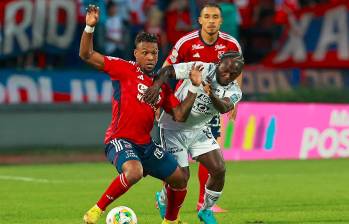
<box><xmin>145</xmin><ymin>64</ymin><xmax>155</xmax><ymax>72</ymax></box>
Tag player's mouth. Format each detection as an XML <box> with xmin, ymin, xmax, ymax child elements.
<box><xmin>146</xmin><ymin>63</ymin><xmax>155</xmax><ymax>67</ymax></box>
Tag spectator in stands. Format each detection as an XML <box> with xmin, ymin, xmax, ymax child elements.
<box><xmin>105</xmin><ymin>1</ymin><xmax>125</xmax><ymax>58</ymax></box>
<box><xmin>144</xmin><ymin>6</ymin><xmax>167</xmax><ymax>67</ymax></box>
<box><xmin>218</xmin><ymin>0</ymin><xmax>241</xmax><ymax>40</ymax></box>
<box><xmin>165</xmin><ymin>0</ymin><xmax>193</xmax><ymax>49</ymax></box>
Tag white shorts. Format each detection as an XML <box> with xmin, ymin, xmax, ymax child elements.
<box><xmin>160</xmin><ymin>126</ymin><xmax>220</xmax><ymax>167</ymax></box>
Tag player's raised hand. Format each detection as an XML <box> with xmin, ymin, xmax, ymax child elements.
<box><xmin>189</xmin><ymin>63</ymin><xmax>204</xmax><ymax>87</ymax></box>
<box><xmin>143</xmin><ymin>83</ymin><xmax>161</xmax><ymax>105</ymax></box>
<box><xmin>202</xmin><ymin>79</ymin><xmax>213</xmax><ymax>96</ymax></box>
<box><xmin>86</xmin><ymin>4</ymin><xmax>99</xmax><ymax>27</ymax></box>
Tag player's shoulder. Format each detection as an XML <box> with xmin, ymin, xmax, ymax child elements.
<box><xmin>105</xmin><ymin>56</ymin><xmax>136</xmax><ymax>66</ymax></box>
<box><xmin>173</xmin><ymin>30</ymin><xmax>200</xmax><ymax>50</ymax></box>
<box><xmin>217</xmin><ymin>32</ymin><xmax>242</xmax><ymax>52</ymax></box>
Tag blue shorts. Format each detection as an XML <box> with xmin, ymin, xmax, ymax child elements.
<box><xmin>105</xmin><ymin>138</ymin><xmax>178</xmax><ymax>180</ymax></box>
<box><xmin>209</xmin><ymin>115</ymin><xmax>221</xmax><ymax>139</ymax></box>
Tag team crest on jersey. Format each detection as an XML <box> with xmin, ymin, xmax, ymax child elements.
<box><xmin>137</xmin><ymin>75</ymin><xmax>144</xmax><ymax>80</ymax></box>
<box><xmin>170</xmin><ymin>49</ymin><xmax>178</xmax><ymax>63</ymax></box>
<box><xmin>192</xmin><ymin>44</ymin><xmax>204</xmax><ymax>50</ymax></box>
<box><xmin>215</xmin><ymin>44</ymin><xmax>226</xmax><ymax>50</ymax></box>
<box><xmin>217</xmin><ymin>51</ymin><xmax>225</xmax><ymax>59</ymax></box>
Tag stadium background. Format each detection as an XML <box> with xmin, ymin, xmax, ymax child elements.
<box><xmin>0</xmin><ymin>0</ymin><xmax>348</xmax><ymax>223</ymax></box>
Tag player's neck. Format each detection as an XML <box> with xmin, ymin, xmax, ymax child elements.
<box><xmin>200</xmin><ymin>30</ymin><xmax>219</xmax><ymax>45</ymax></box>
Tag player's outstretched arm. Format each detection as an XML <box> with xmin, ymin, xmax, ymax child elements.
<box><xmin>171</xmin><ymin>64</ymin><xmax>203</xmax><ymax>122</ymax></box>
<box><xmin>143</xmin><ymin>65</ymin><xmax>176</xmax><ymax>105</ymax></box>
<box><xmin>79</xmin><ymin>4</ymin><xmax>105</xmax><ymax>70</ymax></box>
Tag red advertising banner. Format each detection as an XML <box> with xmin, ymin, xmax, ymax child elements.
<box><xmin>263</xmin><ymin>1</ymin><xmax>349</xmax><ymax>68</ymax></box>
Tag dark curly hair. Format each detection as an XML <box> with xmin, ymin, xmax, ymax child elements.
<box><xmin>135</xmin><ymin>32</ymin><xmax>158</xmax><ymax>47</ymax></box>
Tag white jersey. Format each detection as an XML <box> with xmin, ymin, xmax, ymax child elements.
<box><xmin>159</xmin><ymin>62</ymin><xmax>242</xmax><ymax>130</ymax></box>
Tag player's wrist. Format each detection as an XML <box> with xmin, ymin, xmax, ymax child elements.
<box><xmin>84</xmin><ymin>25</ymin><xmax>95</xmax><ymax>33</ymax></box>
<box><xmin>188</xmin><ymin>83</ymin><xmax>199</xmax><ymax>94</ymax></box>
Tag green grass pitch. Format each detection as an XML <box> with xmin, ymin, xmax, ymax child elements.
<box><xmin>0</xmin><ymin>159</ymin><xmax>348</xmax><ymax>224</ymax></box>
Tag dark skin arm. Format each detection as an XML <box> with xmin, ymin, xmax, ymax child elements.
<box><xmin>169</xmin><ymin>64</ymin><xmax>203</xmax><ymax>122</ymax></box>
<box><xmin>168</xmin><ymin>91</ymin><xmax>198</xmax><ymax>122</ymax></box>
<box><xmin>143</xmin><ymin>65</ymin><xmax>176</xmax><ymax>104</ymax></box>
<box><xmin>202</xmin><ymin>80</ymin><xmax>235</xmax><ymax>114</ymax></box>
<box><xmin>79</xmin><ymin>5</ymin><xmax>105</xmax><ymax>70</ymax></box>
<box><xmin>155</xmin><ymin>64</ymin><xmax>204</xmax><ymax>122</ymax></box>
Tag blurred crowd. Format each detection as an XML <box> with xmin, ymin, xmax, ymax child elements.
<box><xmin>0</xmin><ymin>0</ymin><xmax>339</xmax><ymax>69</ymax></box>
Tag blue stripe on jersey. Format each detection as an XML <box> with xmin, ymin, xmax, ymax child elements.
<box><xmin>112</xmin><ymin>80</ymin><xmax>121</xmax><ymax>101</ymax></box>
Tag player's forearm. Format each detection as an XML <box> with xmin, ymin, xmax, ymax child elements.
<box><xmin>154</xmin><ymin>65</ymin><xmax>176</xmax><ymax>88</ymax></box>
<box><xmin>210</xmin><ymin>94</ymin><xmax>234</xmax><ymax>114</ymax></box>
<box><xmin>172</xmin><ymin>92</ymin><xmax>197</xmax><ymax>122</ymax></box>
<box><xmin>79</xmin><ymin>31</ymin><xmax>94</xmax><ymax>60</ymax></box>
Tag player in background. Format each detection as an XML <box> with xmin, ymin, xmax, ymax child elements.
<box><xmin>145</xmin><ymin>51</ymin><xmax>244</xmax><ymax>224</ymax></box>
<box><xmin>156</xmin><ymin>2</ymin><xmax>243</xmax><ymax>214</ymax></box>
<box><xmin>80</xmin><ymin>5</ymin><xmax>203</xmax><ymax>224</ymax></box>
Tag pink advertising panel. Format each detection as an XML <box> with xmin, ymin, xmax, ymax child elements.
<box><xmin>220</xmin><ymin>103</ymin><xmax>349</xmax><ymax>160</ymax></box>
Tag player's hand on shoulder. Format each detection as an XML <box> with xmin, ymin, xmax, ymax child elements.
<box><xmin>189</xmin><ymin>63</ymin><xmax>204</xmax><ymax>87</ymax></box>
<box><xmin>202</xmin><ymin>78</ymin><xmax>213</xmax><ymax>96</ymax></box>
<box><xmin>143</xmin><ymin>82</ymin><xmax>161</xmax><ymax>105</ymax></box>
<box><xmin>86</xmin><ymin>4</ymin><xmax>99</xmax><ymax>27</ymax></box>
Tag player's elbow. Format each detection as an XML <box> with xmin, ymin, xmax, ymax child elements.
<box><xmin>173</xmin><ymin>114</ymin><xmax>186</xmax><ymax>122</ymax></box>
<box><xmin>79</xmin><ymin>51</ymin><xmax>90</xmax><ymax>61</ymax></box>
<box><xmin>172</xmin><ymin>110</ymin><xmax>187</xmax><ymax>122</ymax></box>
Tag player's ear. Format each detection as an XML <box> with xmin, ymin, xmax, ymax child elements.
<box><xmin>198</xmin><ymin>16</ymin><xmax>203</xmax><ymax>26</ymax></box>
<box><xmin>134</xmin><ymin>49</ymin><xmax>137</xmax><ymax>59</ymax></box>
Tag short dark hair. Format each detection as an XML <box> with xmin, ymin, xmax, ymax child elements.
<box><xmin>220</xmin><ymin>51</ymin><xmax>244</xmax><ymax>74</ymax></box>
<box><xmin>221</xmin><ymin>51</ymin><xmax>244</xmax><ymax>62</ymax></box>
<box><xmin>200</xmin><ymin>3</ymin><xmax>222</xmax><ymax>16</ymax></box>
<box><xmin>135</xmin><ymin>32</ymin><xmax>158</xmax><ymax>47</ymax></box>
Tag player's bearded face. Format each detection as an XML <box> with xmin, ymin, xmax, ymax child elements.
<box><xmin>216</xmin><ymin>58</ymin><xmax>242</xmax><ymax>86</ymax></box>
<box><xmin>199</xmin><ymin>7</ymin><xmax>222</xmax><ymax>35</ymax></box>
<box><xmin>134</xmin><ymin>42</ymin><xmax>159</xmax><ymax>74</ymax></box>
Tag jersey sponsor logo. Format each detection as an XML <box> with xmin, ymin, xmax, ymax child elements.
<box><xmin>192</xmin><ymin>44</ymin><xmax>204</xmax><ymax>50</ymax></box>
<box><xmin>193</xmin><ymin>52</ymin><xmax>201</xmax><ymax>58</ymax></box>
<box><xmin>136</xmin><ymin>83</ymin><xmax>161</xmax><ymax>110</ymax></box>
<box><xmin>167</xmin><ymin>147</ymin><xmax>184</xmax><ymax>154</ymax></box>
<box><xmin>197</xmin><ymin>94</ymin><xmax>211</xmax><ymax>104</ymax></box>
<box><xmin>137</xmin><ymin>75</ymin><xmax>144</xmax><ymax>80</ymax></box>
<box><xmin>193</xmin><ymin>102</ymin><xmax>211</xmax><ymax>114</ymax></box>
<box><xmin>137</xmin><ymin>83</ymin><xmax>148</xmax><ymax>94</ymax></box>
<box><xmin>215</xmin><ymin>44</ymin><xmax>226</xmax><ymax>51</ymax></box>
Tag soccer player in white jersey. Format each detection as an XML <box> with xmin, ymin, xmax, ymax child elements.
<box><xmin>144</xmin><ymin>51</ymin><xmax>244</xmax><ymax>224</ymax></box>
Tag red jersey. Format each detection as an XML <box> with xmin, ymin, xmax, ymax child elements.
<box><xmin>103</xmin><ymin>56</ymin><xmax>180</xmax><ymax>145</ymax></box>
<box><xmin>166</xmin><ymin>30</ymin><xmax>242</xmax><ymax>65</ymax></box>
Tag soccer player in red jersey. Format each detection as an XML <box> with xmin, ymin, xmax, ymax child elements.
<box><xmin>80</xmin><ymin>5</ymin><xmax>202</xmax><ymax>224</ymax></box>
<box><xmin>155</xmin><ymin>2</ymin><xmax>243</xmax><ymax>216</ymax></box>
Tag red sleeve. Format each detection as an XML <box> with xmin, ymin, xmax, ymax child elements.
<box><xmin>103</xmin><ymin>56</ymin><xmax>133</xmax><ymax>80</ymax></box>
<box><xmin>161</xmin><ymin>84</ymin><xmax>180</xmax><ymax>113</ymax></box>
<box><xmin>165</xmin><ymin>42</ymin><xmax>188</xmax><ymax>65</ymax></box>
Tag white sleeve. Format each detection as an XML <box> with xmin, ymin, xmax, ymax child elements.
<box><xmin>227</xmin><ymin>85</ymin><xmax>242</xmax><ymax>106</ymax></box>
<box><xmin>173</xmin><ymin>62</ymin><xmax>195</xmax><ymax>79</ymax></box>
<box><xmin>173</xmin><ymin>62</ymin><xmax>210</xmax><ymax>80</ymax></box>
